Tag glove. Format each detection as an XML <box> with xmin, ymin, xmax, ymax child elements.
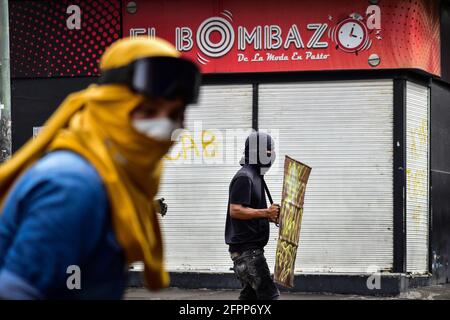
<box><xmin>154</xmin><ymin>198</ymin><xmax>168</xmax><ymax>217</ymax></box>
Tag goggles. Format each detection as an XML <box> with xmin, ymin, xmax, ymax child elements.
<box><xmin>98</xmin><ymin>56</ymin><xmax>201</xmax><ymax>104</ymax></box>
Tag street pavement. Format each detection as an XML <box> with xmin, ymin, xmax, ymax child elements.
<box><xmin>124</xmin><ymin>284</ymin><xmax>450</xmax><ymax>300</ymax></box>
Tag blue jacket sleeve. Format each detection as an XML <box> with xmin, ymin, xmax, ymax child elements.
<box><xmin>0</xmin><ymin>169</ymin><xmax>108</xmax><ymax>299</ymax></box>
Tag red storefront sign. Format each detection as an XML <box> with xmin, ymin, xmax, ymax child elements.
<box><xmin>122</xmin><ymin>0</ymin><xmax>441</xmax><ymax>75</ymax></box>
<box><xmin>10</xmin><ymin>0</ymin><xmax>121</xmax><ymax>78</ymax></box>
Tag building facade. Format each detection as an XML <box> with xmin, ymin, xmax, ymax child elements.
<box><xmin>6</xmin><ymin>0</ymin><xmax>450</xmax><ymax>294</ymax></box>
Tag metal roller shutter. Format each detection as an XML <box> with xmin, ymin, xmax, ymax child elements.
<box><xmin>406</xmin><ymin>81</ymin><xmax>429</xmax><ymax>274</ymax></box>
<box><xmin>158</xmin><ymin>85</ymin><xmax>253</xmax><ymax>272</ymax></box>
<box><xmin>259</xmin><ymin>80</ymin><xmax>394</xmax><ymax>273</ymax></box>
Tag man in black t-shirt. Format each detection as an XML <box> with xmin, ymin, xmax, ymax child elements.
<box><xmin>225</xmin><ymin>131</ymin><xmax>280</xmax><ymax>300</ymax></box>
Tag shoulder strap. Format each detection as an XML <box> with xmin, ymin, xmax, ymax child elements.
<box><xmin>262</xmin><ymin>178</ymin><xmax>280</xmax><ymax>227</ymax></box>
<box><xmin>262</xmin><ymin>178</ymin><xmax>273</xmax><ymax>205</ymax></box>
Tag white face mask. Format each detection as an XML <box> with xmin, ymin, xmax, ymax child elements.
<box><xmin>132</xmin><ymin>118</ymin><xmax>182</xmax><ymax>142</ymax></box>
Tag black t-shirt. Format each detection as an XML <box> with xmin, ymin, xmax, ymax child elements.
<box><xmin>225</xmin><ymin>165</ymin><xmax>270</xmax><ymax>253</ymax></box>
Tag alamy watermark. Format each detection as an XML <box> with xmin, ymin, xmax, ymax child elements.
<box><xmin>166</xmin><ymin>123</ymin><xmax>281</xmax><ymax>175</ymax></box>
<box><xmin>66</xmin><ymin>5</ymin><xmax>81</xmax><ymax>30</ymax></box>
<box><xmin>66</xmin><ymin>265</ymin><xmax>81</xmax><ymax>290</ymax></box>
<box><xmin>366</xmin><ymin>265</ymin><xmax>381</xmax><ymax>290</ymax></box>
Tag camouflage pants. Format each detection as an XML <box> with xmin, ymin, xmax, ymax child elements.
<box><xmin>231</xmin><ymin>249</ymin><xmax>280</xmax><ymax>300</ymax></box>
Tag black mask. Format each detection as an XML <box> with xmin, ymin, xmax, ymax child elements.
<box><xmin>240</xmin><ymin>132</ymin><xmax>276</xmax><ymax>174</ymax></box>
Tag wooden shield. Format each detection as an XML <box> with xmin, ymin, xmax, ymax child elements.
<box><xmin>274</xmin><ymin>156</ymin><xmax>312</xmax><ymax>288</ymax></box>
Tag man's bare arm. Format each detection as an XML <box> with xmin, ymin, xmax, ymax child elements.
<box><xmin>230</xmin><ymin>203</ymin><xmax>279</xmax><ymax>221</ymax></box>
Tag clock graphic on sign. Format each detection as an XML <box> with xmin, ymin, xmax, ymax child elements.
<box><xmin>335</xmin><ymin>18</ymin><xmax>368</xmax><ymax>53</ymax></box>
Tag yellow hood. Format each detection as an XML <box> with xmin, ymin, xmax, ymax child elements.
<box><xmin>0</xmin><ymin>37</ymin><xmax>183</xmax><ymax>290</ymax></box>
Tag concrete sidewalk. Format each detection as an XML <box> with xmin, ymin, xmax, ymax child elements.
<box><xmin>124</xmin><ymin>284</ymin><xmax>450</xmax><ymax>300</ymax></box>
